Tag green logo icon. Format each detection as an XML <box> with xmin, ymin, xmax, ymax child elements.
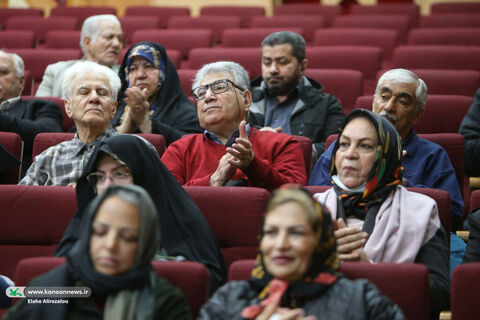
<box><xmin>9</xmin><ymin>288</ymin><xmax>22</xmax><ymax>297</ymax></box>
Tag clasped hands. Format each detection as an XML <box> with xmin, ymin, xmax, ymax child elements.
<box><xmin>333</xmin><ymin>218</ymin><xmax>370</xmax><ymax>263</ymax></box>
<box><xmin>116</xmin><ymin>87</ymin><xmax>152</xmax><ymax>133</ymax></box>
<box><xmin>210</xmin><ymin>120</ymin><xmax>254</xmax><ymax>186</ymax></box>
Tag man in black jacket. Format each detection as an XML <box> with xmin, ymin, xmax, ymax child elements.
<box><xmin>248</xmin><ymin>31</ymin><xmax>345</xmax><ymax>163</ymax></box>
<box><xmin>0</xmin><ymin>50</ymin><xmax>63</xmax><ymax>177</ymax></box>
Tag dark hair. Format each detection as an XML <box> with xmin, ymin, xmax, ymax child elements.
<box><xmin>261</xmin><ymin>31</ymin><xmax>306</xmax><ymax>62</ymax></box>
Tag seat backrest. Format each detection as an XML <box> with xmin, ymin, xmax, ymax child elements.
<box><xmin>341</xmin><ymin>262</ymin><xmax>430</xmax><ymax>320</ymax></box>
<box><xmin>44</xmin><ymin>30</ymin><xmax>81</xmax><ymax>49</ymax></box>
<box><xmin>249</xmin><ymin>15</ymin><xmax>325</xmax><ymax>43</ymax></box>
<box><xmin>50</xmin><ymin>6</ymin><xmax>116</xmax><ymax>27</ymax></box>
<box><xmin>199</xmin><ymin>6</ymin><xmax>265</xmax><ymax>27</ymax></box>
<box><xmin>407</xmin><ymin>28</ymin><xmax>480</xmax><ymax>46</ymax></box>
<box><xmin>5</xmin><ymin>16</ymin><xmax>77</xmax><ymax>43</ymax></box>
<box><xmin>292</xmin><ymin>135</ymin><xmax>312</xmax><ymax>178</ymax></box>
<box><xmin>124</xmin><ymin>6</ymin><xmax>190</xmax><ymax>28</ymax></box>
<box><xmin>349</xmin><ymin>4</ymin><xmax>419</xmax><ymax>28</ymax></box>
<box><xmin>135</xmin><ymin>133</ymin><xmax>166</xmax><ymax>158</ymax></box>
<box><xmin>21</xmin><ymin>96</ymin><xmax>72</xmax><ymax>132</ymax></box>
<box><xmin>177</xmin><ymin>69</ymin><xmax>196</xmax><ymax>97</ymax></box>
<box><xmin>307</xmin><ymin>46</ymin><xmax>381</xmax><ymax>79</ymax></box>
<box><xmin>183</xmin><ymin>186</ymin><xmax>269</xmax><ymax>268</ymax></box>
<box><xmin>222</xmin><ymin>27</ymin><xmax>304</xmax><ymax>48</ymax></box>
<box><xmin>131</xmin><ymin>29</ymin><xmax>213</xmax><ymax>59</ymax></box>
<box><xmin>304</xmin><ymin>185</ymin><xmax>332</xmax><ymax>194</ymax></box>
<box><xmin>432</xmin><ymin>2</ymin><xmax>480</xmax><ymax>14</ymax></box>
<box><xmin>419</xmin><ymin>14</ymin><xmax>480</xmax><ymax>28</ymax></box>
<box><xmin>451</xmin><ymin>263</ymin><xmax>480</xmax><ymax>320</ymax></box>
<box><xmin>167</xmin><ymin>16</ymin><xmax>241</xmax><ymax>44</ymax></box>
<box><xmin>0</xmin><ymin>30</ymin><xmax>35</xmax><ymax>48</ymax></box>
<box><xmin>0</xmin><ymin>185</ymin><xmax>77</xmax><ymax>278</ymax></box>
<box><xmin>470</xmin><ymin>190</ymin><xmax>480</xmax><ymax>212</ymax></box>
<box><xmin>118</xmin><ymin>16</ymin><xmax>161</xmax><ymax>45</ymax></box>
<box><xmin>274</xmin><ymin>4</ymin><xmax>341</xmax><ymax>27</ymax></box>
<box><xmin>0</xmin><ymin>132</ymin><xmax>23</xmax><ymax>184</ymax></box>
<box><xmin>0</xmin><ymin>8</ymin><xmax>43</xmax><ymax>27</ymax></box>
<box><xmin>187</xmin><ymin>47</ymin><xmax>262</xmax><ymax>78</ymax></box>
<box><xmin>305</xmin><ymin>68</ymin><xmax>363</xmax><ymax>114</ymax></box>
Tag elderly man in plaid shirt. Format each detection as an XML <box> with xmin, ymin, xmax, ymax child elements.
<box><xmin>20</xmin><ymin>61</ymin><xmax>121</xmax><ymax>186</ymax></box>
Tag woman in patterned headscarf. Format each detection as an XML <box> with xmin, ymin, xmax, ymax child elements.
<box><xmin>314</xmin><ymin>108</ymin><xmax>449</xmax><ymax>319</ymax></box>
<box><xmin>198</xmin><ymin>186</ymin><xmax>404</xmax><ymax>319</ymax></box>
<box><xmin>113</xmin><ymin>41</ymin><xmax>201</xmax><ymax>145</ymax></box>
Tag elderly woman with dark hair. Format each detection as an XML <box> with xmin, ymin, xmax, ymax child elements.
<box><xmin>198</xmin><ymin>186</ymin><xmax>404</xmax><ymax>319</ymax></box>
<box><xmin>314</xmin><ymin>108</ymin><xmax>450</xmax><ymax>319</ymax></box>
<box><xmin>113</xmin><ymin>41</ymin><xmax>201</xmax><ymax>144</ymax></box>
<box><xmin>5</xmin><ymin>185</ymin><xmax>191</xmax><ymax>319</ymax></box>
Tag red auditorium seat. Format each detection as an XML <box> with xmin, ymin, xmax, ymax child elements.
<box><xmin>333</xmin><ymin>15</ymin><xmax>411</xmax><ymax>43</ymax></box>
<box><xmin>13</xmin><ymin>257</ymin><xmax>209</xmax><ymax>318</ymax></box>
<box><xmin>44</xmin><ymin>30</ymin><xmax>81</xmax><ymax>49</ymax></box>
<box><xmin>0</xmin><ymin>132</ymin><xmax>23</xmax><ymax>184</ymax></box>
<box><xmin>0</xmin><ymin>8</ymin><xmax>43</xmax><ymax>27</ymax></box>
<box><xmin>177</xmin><ymin>69</ymin><xmax>196</xmax><ymax>97</ymax></box>
<box><xmin>431</xmin><ymin>2</ymin><xmax>480</xmax><ymax>14</ymax></box>
<box><xmin>186</xmin><ymin>47</ymin><xmax>262</xmax><ymax>78</ymax></box>
<box><xmin>313</xmin><ymin>28</ymin><xmax>398</xmax><ymax>63</ymax></box>
<box><xmin>22</xmin><ymin>70</ymin><xmax>33</xmax><ymax>96</ymax></box>
<box><xmin>183</xmin><ymin>186</ymin><xmax>269</xmax><ymax>268</ymax></box>
<box><xmin>0</xmin><ymin>185</ymin><xmax>77</xmax><ymax>279</ymax></box>
<box><xmin>292</xmin><ymin>135</ymin><xmax>312</xmax><ymax>177</ymax></box>
<box><xmin>304</xmin><ymin>68</ymin><xmax>363</xmax><ymax>114</ymax></box>
<box><xmin>392</xmin><ymin>45</ymin><xmax>480</xmax><ymax>71</ymax></box>
<box><xmin>450</xmin><ymin>263</ymin><xmax>480</xmax><ymax>320</ymax></box>
<box><xmin>124</xmin><ymin>6</ymin><xmax>190</xmax><ymax>28</ymax></box>
<box><xmin>419</xmin><ymin>14</ymin><xmax>480</xmax><ymax>28</ymax></box>
<box><xmin>228</xmin><ymin>259</ymin><xmax>429</xmax><ymax>320</ymax></box>
<box><xmin>32</xmin><ymin>133</ymin><xmax>166</xmax><ymax>160</ymax></box>
<box><xmin>0</xmin><ymin>30</ymin><xmax>35</xmax><ymax>49</ymax></box>
<box><xmin>221</xmin><ymin>27</ymin><xmax>303</xmax><ymax>48</ymax></box>
<box><xmin>199</xmin><ymin>6</ymin><xmax>265</xmax><ymax>27</ymax></box>
<box><xmin>50</xmin><ymin>6</ymin><xmax>116</xmax><ymax>27</ymax></box>
<box><xmin>249</xmin><ymin>15</ymin><xmax>325</xmax><ymax>43</ymax></box>
<box><xmin>131</xmin><ymin>29</ymin><xmax>213</xmax><ymax>60</ymax></box>
<box><xmin>407</xmin><ymin>28</ymin><xmax>480</xmax><ymax>46</ymax></box>
<box><xmin>349</xmin><ymin>3</ymin><xmax>420</xmax><ymax>28</ymax></box>
<box><xmin>274</xmin><ymin>4</ymin><xmax>341</xmax><ymax>27</ymax></box>
<box><xmin>21</xmin><ymin>96</ymin><xmax>72</xmax><ymax>132</ymax></box>
<box><xmin>5</xmin><ymin>16</ymin><xmax>77</xmax><ymax>44</ymax></box>
<box><xmin>304</xmin><ymin>185</ymin><xmax>331</xmax><ymax>194</ymax></box>
<box><xmin>118</xmin><ymin>16</ymin><xmax>161</xmax><ymax>45</ymax></box>
<box><xmin>167</xmin><ymin>16</ymin><xmax>241</xmax><ymax>44</ymax></box>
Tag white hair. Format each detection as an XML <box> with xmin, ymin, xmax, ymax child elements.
<box><xmin>62</xmin><ymin>61</ymin><xmax>121</xmax><ymax>101</ymax></box>
<box><xmin>80</xmin><ymin>14</ymin><xmax>121</xmax><ymax>54</ymax></box>
<box><xmin>192</xmin><ymin>61</ymin><xmax>250</xmax><ymax>91</ymax></box>
<box><xmin>0</xmin><ymin>50</ymin><xmax>24</xmax><ymax>78</ymax></box>
<box><xmin>376</xmin><ymin>68</ymin><xmax>428</xmax><ymax>112</ymax></box>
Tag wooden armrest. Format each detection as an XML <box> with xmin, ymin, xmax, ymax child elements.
<box><xmin>439</xmin><ymin>311</ymin><xmax>451</xmax><ymax>320</ymax></box>
<box><xmin>470</xmin><ymin>177</ymin><xmax>480</xmax><ymax>190</ymax></box>
<box><xmin>456</xmin><ymin>230</ymin><xmax>470</xmax><ymax>242</ymax></box>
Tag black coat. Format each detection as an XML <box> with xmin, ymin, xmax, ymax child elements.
<box><xmin>459</xmin><ymin>88</ymin><xmax>480</xmax><ymax>176</ymax></box>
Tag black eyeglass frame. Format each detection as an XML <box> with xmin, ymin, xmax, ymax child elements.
<box><xmin>192</xmin><ymin>79</ymin><xmax>245</xmax><ymax>101</ymax></box>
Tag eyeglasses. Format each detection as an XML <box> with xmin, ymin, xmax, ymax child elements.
<box><xmin>86</xmin><ymin>169</ymin><xmax>132</xmax><ymax>186</ymax></box>
<box><xmin>192</xmin><ymin>79</ymin><xmax>244</xmax><ymax>101</ymax></box>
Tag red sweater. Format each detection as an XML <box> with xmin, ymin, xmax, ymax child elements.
<box><xmin>161</xmin><ymin>128</ymin><xmax>307</xmax><ymax>191</ymax></box>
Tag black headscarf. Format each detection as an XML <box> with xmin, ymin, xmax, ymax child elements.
<box><xmin>54</xmin><ymin>134</ymin><xmax>227</xmax><ymax>293</ymax></box>
<box><xmin>112</xmin><ymin>41</ymin><xmax>202</xmax><ymax>145</ymax></box>
<box><xmin>330</xmin><ymin>109</ymin><xmax>403</xmax><ymax>234</ymax></box>
<box><xmin>242</xmin><ymin>186</ymin><xmax>340</xmax><ymax>319</ymax></box>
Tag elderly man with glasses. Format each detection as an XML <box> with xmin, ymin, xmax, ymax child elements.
<box><xmin>161</xmin><ymin>61</ymin><xmax>307</xmax><ymax>191</ymax></box>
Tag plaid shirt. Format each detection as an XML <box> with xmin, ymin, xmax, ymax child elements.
<box><xmin>19</xmin><ymin>127</ymin><xmax>119</xmax><ymax>186</ymax></box>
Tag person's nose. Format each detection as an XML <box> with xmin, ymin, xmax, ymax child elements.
<box><xmin>88</xmin><ymin>90</ymin><xmax>100</xmax><ymax>103</ymax></box>
<box><xmin>274</xmin><ymin>231</ymin><xmax>290</xmax><ymax>250</ymax></box>
<box><xmin>269</xmin><ymin>62</ymin><xmax>279</xmax><ymax>74</ymax></box>
<box><xmin>383</xmin><ymin>97</ymin><xmax>396</xmax><ymax>113</ymax></box>
<box><xmin>104</xmin><ymin>231</ymin><xmax>119</xmax><ymax>250</ymax></box>
<box><xmin>136</xmin><ymin>66</ymin><xmax>147</xmax><ymax>79</ymax></box>
<box><xmin>344</xmin><ymin>144</ymin><xmax>359</xmax><ymax>159</ymax></box>
<box><xmin>204</xmin><ymin>86</ymin><xmax>216</xmax><ymax>103</ymax></box>
<box><xmin>111</xmin><ymin>36</ymin><xmax>121</xmax><ymax>49</ymax></box>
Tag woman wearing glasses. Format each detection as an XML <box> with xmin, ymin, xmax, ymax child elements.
<box><xmin>54</xmin><ymin>134</ymin><xmax>227</xmax><ymax>294</ymax></box>
<box><xmin>161</xmin><ymin>61</ymin><xmax>307</xmax><ymax>191</ymax></box>
<box><xmin>112</xmin><ymin>41</ymin><xmax>201</xmax><ymax>145</ymax></box>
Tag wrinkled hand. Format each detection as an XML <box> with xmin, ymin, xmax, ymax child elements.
<box><xmin>115</xmin><ymin>106</ymin><xmax>134</xmax><ymax>133</ymax></box>
<box><xmin>260</xmin><ymin>126</ymin><xmax>282</xmax><ymax>133</ymax></box>
<box><xmin>124</xmin><ymin>87</ymin><xmax>150</xmax><ymax>128</ymax></box>
<box><xmin>334</xmin><ymin>218</ymin><xmax>370</xmax><ymax>262</ymax></box>
<box><xmin>226</xmin><ymin>121</ymin><xmax>254</xmax><ymax>169</ymax></box>
<box><xmin>210</xmin><ymin>153</ymin><xmax>237</xmax><ymax>186</ymax></box>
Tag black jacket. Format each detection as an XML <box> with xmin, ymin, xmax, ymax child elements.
<box><xmin>459</xmin><ymin>88</ymin><xmax>480</xmax><ymax>176</ymax></box>
<box><xmin>248</xmin><ymin>76</ymin><xmax>345</xmax><ymax>163</ymax></box>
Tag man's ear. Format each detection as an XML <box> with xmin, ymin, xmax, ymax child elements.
<box><xmin>111</xmin><ymin>101</ymin><xmax>118</xmax><ymax>119</ymax></box>
<box><xmin>64</xmin><ymin>99</ymin><xmax>73</xmax><ymax>118</ymax></box>
<box><xmin>243</xmin><ymin>90</ymin><xmax>252</xmax><ymax>113</ymax></box>
<box><xmin>300</xmin><ymin>59</ymin><xmax>308</xmax><ymax>73</ymax></box>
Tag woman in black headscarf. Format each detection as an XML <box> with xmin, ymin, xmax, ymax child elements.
<box><xmin>198</xmin><ymin>186</ymin><xmax>404</xmax><ymax>319</ymax></box>
<box><xmin>113</xmin><ymin>41</ymin><xmax>201</xmax><ymax>145</ymax></box>
<box><xmin>5</xmin><ymin>184</ymin><xmax>191</xmax><ymax>320</ymax></box>
<box><xmin>54</xmin><ymin>134</ymin><xmax>227</xmax><ymax>293</ymax></box>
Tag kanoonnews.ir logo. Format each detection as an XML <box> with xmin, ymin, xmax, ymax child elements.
<box><xmin>5</xmin><ymin>287</ymin><xmax>26</xmax><ymax>298</ymax></box>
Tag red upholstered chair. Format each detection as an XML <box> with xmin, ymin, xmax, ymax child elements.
<box><xmin>228</xmin><ymin>259</ymin><xmax>430</xmax><ymax>320</ymax></box>
<box><xmin>407</xmin><ymin>28</ymin><xmax>480</xmax><ymax>46</ymax></box>
<box><xmin>21</xmin><ymin>96</ymin><xmax>72</xmax><ymax>132</ymax></box>
<box><xmin>313</xmin><ymin>28</ymin><xmax>398</xmax><ymax>62</ymax></box>
<box><xmin>183</xmin><ymin>186</ymin><xmax>269</xmax><ymax>268</ymax></box>
<box><xmin>199</xmin><ymin>6</ymin><xmax>265</xmax><ymax>27</ymax></box>
<box><xmin>221</xmin><ymin>27</ymin><xmax>303</xmax><ymax>48</ymax></box>
<box><xmin>118</xmin><ymin>16</ymin><xmax>162</xmax><ymax>45</ymax></box>
<box><xmin>131</xmin><ymin>29</ymin><xmax>213</xmax><ymax>60</ymax></box>
<box><xmin>0</xmin><ymin>30</ymin><xmax>35</xmax><ymax>49</ymax></box>
<box><xmin>274</xmin><ymin>4</ymin><xmax>341</xmax><ymax>27</ymax></box>
<box><xmin>186</xmin><ymin>48</ymin><xmax>262</xmax><ymax>78</ymax></box>
<box><xmin>177</xmin><ymin>69</ymin><xmax>196</xmax><ymax>97</ymax></box>
<box><xmin>292</xmin><ymin>135</ymin><xmax>312</xmax><ymax>178</ymax></box>
<box><xmin>0</xmin><ymin>132</ymin><xmax>23</xmax><ymax>184</ymax></box>
<box><xmin>471</xmin><ymin>190</ymin><xmax>480</xmax><ymax>212</ymax></box>
<box><xmin>393</xmin><ymin>45</ymin><xmax>480</xmax><ymax>71</ymax></box>
<box><xmin>13</xmin><ymin>257</ymin><xmax>209</xmax><ymax>318</ymax></box>
<box><xmin>249</xmin><ymin>16</ymin><xmax>325</xmax><ymax>43</ymax></box>
<box><xmin>44</xmin><ymin>30</ymin><xmax>81</xmax><ymax>49</ymax></box>
<box><xmin>304</xmin><ymin>185</ymin><xmax>332</xmax><ymax>194</ymax></box>
<box><xmin>0</xmin><ymin>185</ymin><xmax>76</xmax><ymax>279</ymax></box>
<box><xmin>135</xmin><ymin>133</ymin><xmax>166</xmax><ymax>158</ymax></box>
<box><xmin>124</xmin><ymin>6</ymin><xmax>190</xmax><ymax>28</ymax></box>
<box><xmin>333</xmin><ymin>15</ymin><xmax>411</xmax><ymax>43</ymax></box>
<box><xmin>349</xmin><ymin>4</ymin><xmax>420</xmax><ymax>28</ymax></box>
<box><xmin>450</xmin><ymin>263</ymin><xmax>480</xmax><ymax>320</ymax></box>
<box><xmin>304</xmin><ymin>68</ymin><xmax>362</xmax><ymax>115</ymax></box>
<box><xmin>0</xmin><ymin>8</ymin><xmax>43</xmax><ymax>27</ymax></box>
<box><xmin>167</xmin><ymin>16</ymin><xmax>241</xmax><ymax>44</ymax></box>
<box><xmin>50</xmin><ymin>6</ymin><xmax>116</xmax><ymax>27</ymax></box>
<box><xmin>432</xmin><ymin>2</ymin><xmax>480</xmax><ymax>14</ymax></box>
<box><xmin>5</xmin><ymin>16</ymin><xmax>78</xmax><ymax>44</ymax></box>
<box><xmin>419</xmin><ymin>14</ymin><xmax>480</xmax><ymax>28</ymax></box>
<box><xmin>22</xmin><ymin>70</ymin><xmax>33</xmax><ymax>96</ymax></box>
<box><xmin>325</xmin><ymin>133</ymin><xmax>338</xmax><ymax>150</ymax></box>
